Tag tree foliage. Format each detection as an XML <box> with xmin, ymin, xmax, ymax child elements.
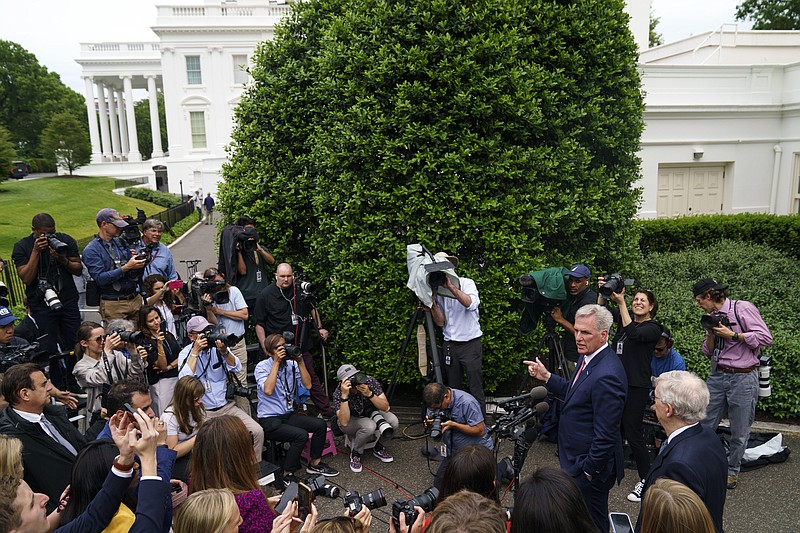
<box><xmin>40</xmin><ymin>112</ymin><xmax>91</xmax><ymax>176</ymax></box>
<box><xmin>736</xmin><ymin>0</ymin><xmax>800</xmax><ymax>29</ymax></box>
<box><xmin>0</xmin><ymin>41</ymin><xmax>87</xmax><ymax>160</ymax></box>
<box><xmin>0</xmin><ymin>124</ymin><xmax>16</xmax><ymax>180</ymax></box>
<box><xmin>221</xmin><ymin>0</ymin><xmax>644</xmax><ymax>389</ymax></box>
<box><xmin>649</xmin><ymin>12</ymin><xmax>664</xmax><ymax>47</ymax></box>
<box><xmin>134</xmin><ymin>91</ymin><xmax>168</xmax><ymax>160</ymax></box>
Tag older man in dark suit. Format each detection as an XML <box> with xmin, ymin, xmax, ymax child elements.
<box><xmin>636</xmin><ymin>370</ymin><xmax>727</xmax><ymax>533</ymax></box>
<box><xmin>526</xmin><ymin>304</ymin><xmax>627</xmax><ymax>533</ymax></box>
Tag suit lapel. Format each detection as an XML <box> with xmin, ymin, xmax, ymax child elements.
<box><xmin>566</xmin><ymin>347</ymin><xmax>607</xmax><ymax>402</ymax></box>
<box><xmin>17</xmin><ymin>412</ymin><xmax>78</xmax><ymax>461</ymax></box>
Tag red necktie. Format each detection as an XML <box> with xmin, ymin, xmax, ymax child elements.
<box><xmin>572</xmin><ymin>358</ymin><xmax>586</xmax><ymax>387</ymax></box>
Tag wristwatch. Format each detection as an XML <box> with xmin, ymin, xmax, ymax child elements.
<box><xmin>732</xmin><ymin>333</ymin><xmax>740</xmax><ymax>342</ymax></box>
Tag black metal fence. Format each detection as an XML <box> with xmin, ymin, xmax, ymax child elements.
<box><xmin>4</xmin><ymin>201</ymin><xmax>196</xmax><ymax>308</ymax></box>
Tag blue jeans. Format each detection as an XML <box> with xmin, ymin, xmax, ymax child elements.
<box><xmin>701</xmin><ymin>368</ymin><xmax>758</xmax><ymax>475</ymax></box>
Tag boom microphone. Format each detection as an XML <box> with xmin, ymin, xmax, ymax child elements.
<box><xmin>498</xmin><ymin>386</ymin><xmax>548</xmax><ymax>408</ymax></box>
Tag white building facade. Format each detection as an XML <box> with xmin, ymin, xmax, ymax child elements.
<box><xmin>76</xmin><ymin>1</ymin><xmax>800</xmax><ymax>216</ymax></box>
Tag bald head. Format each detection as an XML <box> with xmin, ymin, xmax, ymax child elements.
<box><xmin>275</xmin><ymin>263</ymin><xmax>294</xmax><ymax>289</ymax></box>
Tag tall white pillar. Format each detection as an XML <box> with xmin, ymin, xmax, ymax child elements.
<box><xmin>95</xmin><ymin>82</ymin><xmax>112</xmax><ymax>161</ymax></box>
<box><xmin>107</xmin><ymin>87</ymin><xmax>122</xmax><ymax>159</ymax></box>
<box><xmin>122</xmin><ymin>76</ymin><xmax>141</xmax><ymax>162</ymax></box>
<box><xmin>82</xmin><ymin>77</ymin><xmax>102</xmax><ymax>163</ymax></box>
<box><xmin>117</xmin><ymin>88</ymin><xmax>130</xmax><ymax>156</ymax></box>
<box><xmin>146</xmin><ymin>75</ymin><xmax>164</xmax><ymax>158</ymax></box>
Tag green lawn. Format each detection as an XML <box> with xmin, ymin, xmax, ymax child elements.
<box><xmin>0</xmin><ymin>176</ymin><xmax>163</xmax><ymax>260</ymax></box>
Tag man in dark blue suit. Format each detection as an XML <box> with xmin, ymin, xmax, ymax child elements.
<box><xmin>526</xmin><ymin>304</ymin><xmax>627</xmax><ymax>533</ymax></box>
<box><xmin>636</xmin><ymin>370</ymin><xmax>727</xmax><ymax>533</ymax></box>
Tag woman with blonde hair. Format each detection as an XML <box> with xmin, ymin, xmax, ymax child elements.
<box><xmin>0</xmin><ymin>434</ymin><xmax>23</xmax><ymax>478</ymax></box>
<box><xmin>161</xmin><ymin>375</ymin><xmax>206</xmax><ymax>481</ymax></box>
<box><xmin>640</xmin><ymin>478</ymin><xmax>715</xmax><ymax>533</ymax></box>
<box><xmin>190</xmin><ymin>415</ymin><xmax>278</xmax><ymax>533</ymax></box>
<box><xmin>173</xmin><ymin>488</ymin><xmax>242</xmax><ymax>533</ymax></box>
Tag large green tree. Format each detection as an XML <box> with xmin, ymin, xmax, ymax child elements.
<box><xmin>134</xmin><ymin>91</ymin><xmax>168</xmax><ymax>160</ymax></box>
<box><xmin>40</xmin><ymin>112</ymin><xmax>91</xmax><ymax>175</ymax></box>
<box><xmin>221</xmin><ymin>0</ymin><xmax>644</xmax><ymax>388</ymax></box>
<box><xmin>0</xmin><ymin>124</ymin><xmax>16</xmax><ymax>180</ymax></box>
<box><xmin>0</xmin><ymin>41</ymin><xmax>86</xmax><ymax>162</ymax></box>
<box><xmin>736</xmin><ymin>0</ymin><xmax>800</xmax><ymax>29</ymax></box>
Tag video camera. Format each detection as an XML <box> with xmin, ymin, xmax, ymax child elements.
<box><xmin>0</xmin><ymin>343</ymin><xmax>40</xmax><ymax>373</ymax></box>
<box><xmin>392</xmin><ymin>487</ymin><xmax>438</xmax><ymax>528</ymax></box>
<box><xmin>598</xmin><ymin>272</ymin><xmax>635</xmax><ymax>298</ymax></box>
<box><xmin>343</xmin><ymin>488</ymin><xmax>387</xmax><ymax>517</ymax></box>
<box><xmin>236</xmin><ymin>227</ymin><xmax>259</xmax><ymax>253</ymax></box>
<box><xmin>119</xmin><ymin>209</ymin><xmax>148</xmax><ymax>248</ymax></box>
<box><xmin>519</xmin><ymin>274</ymin><xmax>561</xmax><ymax>312</ymax></box>
<box><xmin>195</xmin><ymin>279</ymin><xmax>230</xmax><ymax>305</ymax></box>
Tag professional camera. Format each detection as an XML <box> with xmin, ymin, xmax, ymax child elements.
<box><xmin>200</xmin><ymin>327</ymin><xmax>239</xmax><ymax>348</ymax></box>
<box><xmin>700</xmin><ymin>312</ymin><xmax>732</xmax><ymax>330</ymax></box>
<box><xmin>0</xmin><ymin>343</ymin><xmax>40</xmax><ymax>373</ymax></box>
<box><xmin>43</xmin><ymin>233</ymin><xmax>68</xmax><ymax>255</ymax></box>
<box><xmin>281</xmin><ymin>331</ymin><xmax>301</xmax><ymax>358</ymax></box>
<box><xmin>112</xmin><ymin>329</ymin><xmax>153</xmax><ymax>351</ymax></box>
<box><xmin>368</xmin><ymin>409</ymin><xmax>394</xmax><ymax>440</ymax></box>
<box><xmin>519</xmin><ymin>274</ymin><xmax>560</xmax><ymax>312</ymax></box>
<box><xmin>306</xmin><ymin>474</ymin><xmax>341</xmax><ymax>499</ymax></box>
<box><xmin>349</xmin><ymin>371</ymin><xmax>369</xmax><ymax>387</ymax></box>
<box><xmin>429</xmin><ymin>409</ymin><xmax>450</xmax><ymax>441</ymax></box>
<box><xmin>236</xmin><ymin>227</ymin><xmax>258</xmax><ymax>253</ymax></box>
<box><xmin>119</xmin><ymin>209</ymin><xmax>147</xmax><ymax>248</ymax></box>
<box><xmin>196</xmin><ymin>279</ymin><xmax>230</xmax><ymax>305</ymax></box>
<box><xmin>391</xmin><ymin>487</ymin><xmax>438</xmax><ymax>528</ymax></box>
<box><xmin>343</xmin><ymin>489</ymin><xmax>387</xmax><ymax>517</ymax></box>
<box><xmin>38</xmin><ymin>280</ymin><xmax>63</xmax><ymax>311</ymax></box>
<box><xmin>598</xmin><ymin>273</ymin><xmax>635</xmax><ymax>298</ymax></box>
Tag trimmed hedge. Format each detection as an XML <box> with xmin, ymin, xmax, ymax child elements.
<box><xmin>124</xmin><ymin>187</ymin><xmax>182</xmax><ymax>208</ymax></box>
<box><xmin>634</xmin><ymin>240</ymin><xmax>800</xmax><ymax>419</ymax></box>
<box><xmin>638</xmin><ymin>214</ymin><xmax>800</xmax><ymax>259</ymax></box>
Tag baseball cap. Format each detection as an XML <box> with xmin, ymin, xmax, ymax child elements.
<box><xmin>337</xmin><ymin>364</ymin><xmax>360</xmax><ymax>382</ymax></box>
<box><xmin>691</xmin><ymin>278</ymin><xmax>729</xmax><ymax>298</ymax></box>
<box><xmin>0</xmin><ymin>306</ymin><xmax>18</xmax><ymax>326</ymax></box>
<box><xmin>186</xmin><ymin>315</ymin><xmax>211</xmax><ymax>333</ymax></box>
<box><xmin>96</xmin><ymin>208</ymin><xmax>129</xmax><ymax>228</ymax></box>
<box><xmin>434</xmin><ymin>252</ymin><xmax>459</xmax><ymax>270</ymax></box>
<box><xmin>567</xmin><ymin>264</ymin><xmax>591</xmax><ymax>278</ymax></box>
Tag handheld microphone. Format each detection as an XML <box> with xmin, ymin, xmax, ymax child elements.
<box><xmin>498</xmin><ymin>386</ymin><xmax>548</xmax><ymax>408</ymax></box>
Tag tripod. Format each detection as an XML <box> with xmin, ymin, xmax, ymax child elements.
<box><xmin>536</xmin><ymin>314</ymin><xmax>572</xmax><ymax>381</ymax></box>
<box><xmin>387</xmin><ymin>301</ymin><xmax>444</xmax><ymax>403</ymax></box>
<box><xmin>295</xmin><ymin>290</ymin><xmax>331</xmax><ymax>397</ymax></box>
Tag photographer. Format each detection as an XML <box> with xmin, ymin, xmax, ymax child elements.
<box><xmin>333</xmin><ymin>364</ymin><xmax>399</xmax><ymax>473</ymax></box>
<box><xmin>429</xmin><ymin>252</ymin><xmax>484</xmax><ymax>415</ymax></box>
<box><xmin>254</xmin><ymin>263</ymin><xmax>333</xmax><ymax>418</ymax></box>
<box><xmin>692</xmin><ymin>278</ymin><xmax>772</xmax><ymax>490</ymax></box>
<box><xmin>12</xmin><ymin>213</ymin><xmax>82</xmax><ymax>390</ymax></box>
<box><xmin>177</xmin><ymin>316</ymin><xmax>264</xmax><ymax>457</ymax></box>
<box><xmin>422</xmin><ymin>382</ymin><xmax>492</xmax><ymax>490</ymax></box>
<box><xmin>255</xmin><ymin>333</ymin><xmax>338</xmax><ymax>484</ymax></box>
<box><xmin>598</xmin><ymin>281</ymin><xmax>662</xmax><ymax>503</ymax></box>
<box><xmin>233</xmin><ymin>217</ymin><xmax>275</xmax><ymax>311</ymax></box>
<box><xmin>82</xmin><ymin>208</ymin><xmax>147</xmax><ymax>322</ymax></box>
<box><xmin>550</xmin><ymin>264</ymin><xmax>597</xmax><ymax>371</ymax></box>
<box><xmin>200</xmin><ymin>268</ymin><xmax>250</xmax><ymax>414</ymax></box>
<box><xmin>137</xmin><ymin>305</ymin><xmax>181</xmax><ymax>414</ymax></box>
<box><xmin>138</xmin><ymin>219</ymin><xmax>178</xmax><ymax>281</ymax></box>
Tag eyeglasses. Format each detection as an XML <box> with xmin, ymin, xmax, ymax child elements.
<box><xmin>649</xmin><ymin>390</ymin><xmax>663</xmax><ymax>403</ymax></box>
<box><xmin>93</xmin><ymin>336</ymin><xmax>105</xmax><ymax>343</ymax></box>
<box><xmin>204</xmin><ymin>270</ymin><xmax>219</xmax><ymax>280</ymax></box>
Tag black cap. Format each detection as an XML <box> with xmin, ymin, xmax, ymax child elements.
<box><xmin>691</xmin><ymin>278</ymin><xmax>728</xmax><ymax>297</ymax></box>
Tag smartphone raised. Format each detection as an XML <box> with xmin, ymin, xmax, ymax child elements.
<box><xmin>276</xmin><ymin>482</ymin><xmax>298</xmax><ymax>514</ymax></box>
<box><xmin>167</xmin><ymin>279</ymin><xmax>185</xmax><ymax>290</ymax></box>
<box><xmin>609</xmin><ymin>512</ymin><xmax>634</xmax><ymax>533</ymax></box>
<box><xmin>297</xmin><ymin>482</ymin><xmax>312</xmax><ymax>521</ymax></box>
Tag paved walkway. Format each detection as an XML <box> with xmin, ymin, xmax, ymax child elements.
<box><xmin>167</xmin><ymin>216</ymin><xmax>219</xmax><ymax>279</ymax></box>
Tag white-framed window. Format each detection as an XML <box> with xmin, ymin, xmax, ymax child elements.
<box><xmin>190</xmin><ymin>111</ymin><xmax>207</xmax><ymax>149</ymax></box>
<box><xmin>186</xmin><ymin>55</ymin><xmax>202</xmax><ymax>85</ymax></box>
<box><xmin>232</xmin><ymin>54</ymin><xmax>249</xmax><ymax>84</ymax></box>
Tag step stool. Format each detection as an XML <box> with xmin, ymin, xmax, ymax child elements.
<box><xmin>301</xmin><ymin>427</ymin><xmax>337</xmax><ymax>462</ymax></box>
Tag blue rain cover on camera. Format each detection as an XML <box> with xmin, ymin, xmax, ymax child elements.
<box><xmin>518</xmin><ymin>267</ymin><xmax>569</xmax><ymax>334</ymax></box>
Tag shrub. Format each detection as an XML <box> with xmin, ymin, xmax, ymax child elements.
<box><xmin>638</xmin><ymin>214</ymin><xmax>800</xmax><ymax>260</ymax></box>
<box><xmin>220</xmin><ymin>0</ymin><xmax>644</xmax><ymax>389</ymax></box>
<box><xmin>635</xmin><ymin>241</ymin><xmax>800</xmax><ymax>419</ymax></box>
<box><xmin>124</xmin><ymin>187</ymin><xmax>182</xmax><ymax>208</ymax></box>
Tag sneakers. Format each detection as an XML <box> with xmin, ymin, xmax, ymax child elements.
<box><xmin>627</xmin><ymin>479</ymin><xmax>645</xmax><ymax>502</ymax></box>
<box><xmin>727</xmin><ymin>474</ymin><xmax>738</xmax><ymax>490</ymax></box>
<box><xmin>307</xmin><ymin>461</ymin><xmax>339</xmax><ymax>477</ymax></box>
<box><xmin>372</xmin><ymin>447</ymin><xmax>394</xmax><ymax>463</ymax></box>
<box><xmin>282</xmin><ymin>473</ymin><xmax>301</xmax><ymax>488</ymax></box>
<box><xmin>350</xmin><ymin>452</ymin><xmax>362</xmax><ymax>473</ymax></box>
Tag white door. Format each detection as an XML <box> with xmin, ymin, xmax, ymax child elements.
<box><xmin>657</xmin><ymin>166</ymin><xmax>724</xmax><ymax>217</ymax></box>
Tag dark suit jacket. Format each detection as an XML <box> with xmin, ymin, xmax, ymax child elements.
<box><xmin>636</xmin><ymin>423</ymin><xmax>727</xmax><ymax>533</ymax></box>
<box><xmin>0</xmin><ymin>404</ymin><xmax>87</xmax><ymax>512</ymax></box>
<box><xmin>546</xmin><ymin>345</ymin><xmax>628</xmax><ymax>483</ymax></box>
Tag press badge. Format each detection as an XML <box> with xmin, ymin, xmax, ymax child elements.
<box><xmin>256</xmin><ymin>271</ymin><xmax>262</xmax><ymax>283</ymax></box>
<box><xmin>440</xmin><ymin>443</ymin><xmax>447</xmax><ymax>457</ymax></box>
<box><xmin>291</xmin><ymin>313</ymin><xmax>298</xmax><ymax>326</ymax></box>
<box><xmin>616</xmin><ymin>341</ymin><xmax>624</xmax><ymax>355</ymax></box>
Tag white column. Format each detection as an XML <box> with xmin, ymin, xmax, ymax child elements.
<box><xmin>95</xmin><ymin>82</ymin><xmax>112</xmax><ymax>161</ymax></box>
<box><xmin>82</xmin><ymin>77</ymin><xmax>102</xmax><ymax>163</ymax></box>
<box><xmin>107</xmin><ymin>87</ymin><xmax>122</xmax><ymax>159</ymax></box>
<box><xmin>147</xmin><ymin>75</ymin><xmax>164</xmax><ymax>158</ymax></box>
<box><xmin>117</xmin><ymin>88</ymin><xmax>130</xmax><ymax>157</ymax></box>
<box><xmin>122</xmin><ymin>76</ymin><xmax>141</xmax><ymax>162</ymax></box>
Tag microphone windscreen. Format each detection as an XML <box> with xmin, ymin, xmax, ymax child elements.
<box><xmin>529</xmin><ymin>386</ymin><xmax>548</xmax><ymax>401</ymax></box>
<box><xmin>534</xmin><ymin>401</ymin><xmax>550</xmax><ymax>415</ymax></box>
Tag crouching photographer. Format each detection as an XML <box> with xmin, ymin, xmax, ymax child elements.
<box><xmin>333</xmin><ymin>364</ymin><xmax>399</xmax><ymax>473</ymax></box>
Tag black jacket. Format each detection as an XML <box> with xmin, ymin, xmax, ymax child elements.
<box><xmin>0</xmin><ymin>403</ymin><xmax>87</xmax><ymax>512</ymax></box>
